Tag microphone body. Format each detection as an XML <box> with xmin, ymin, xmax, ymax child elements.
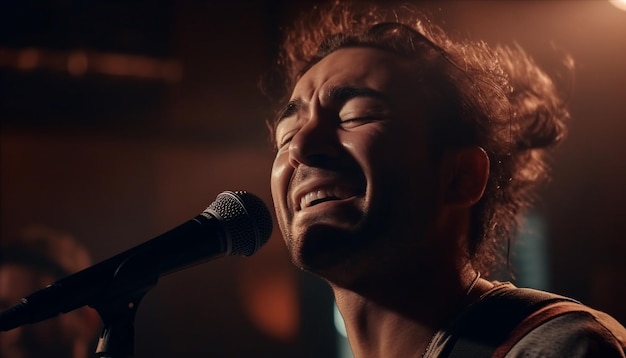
<box><xmin>0</xmin><ymin>190</ymin><xmax>272</xmax><ymax>332</ymax></box>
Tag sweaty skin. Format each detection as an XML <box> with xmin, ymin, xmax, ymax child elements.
<box><xmin>272</xmin><ymin>47</ymin><xmax>454</xmax><ymax>288</ymax></box>
<box><xmin>270</xmin><ymin>47</ymin><xmax>491</xmax><ymax>358</ymax></box>
<box><xmin>271</xmin><ymin>48</ymin><xmax>482</xmax><ymax>285</ymax></box>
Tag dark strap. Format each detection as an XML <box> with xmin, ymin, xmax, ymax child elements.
<box><xmin>443</xmin><ymin>284</ymin><xmax>580</xmax><ymax>358</ymax></box>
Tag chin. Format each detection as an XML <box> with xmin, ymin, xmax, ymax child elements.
<box><xmin>289</xmin><ymin>222</ymin><xmax>377</xmax><ymax>281</ymax></box>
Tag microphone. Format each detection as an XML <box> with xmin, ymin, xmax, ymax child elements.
<box><xmin>0</xmin><ymin>190</ymin><xmax>273</xmax><ymax>332</ymax></box>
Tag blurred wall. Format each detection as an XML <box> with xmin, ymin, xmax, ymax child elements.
<box><xmin>1</xmin><ymin>1</ymin><xmax>625</xmax><ymax>357</ymax></box>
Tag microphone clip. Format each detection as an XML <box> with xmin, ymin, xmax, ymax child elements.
<box><xmin>91</xmin><ymin>248</ymin><xmax>160</xmax><ymax>358</ymax></box>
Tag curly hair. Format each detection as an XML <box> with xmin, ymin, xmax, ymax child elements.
<box><xmin>264</xmin><ymin>1</ymin><xmax>571</xmax><ymax>276</ymax></box>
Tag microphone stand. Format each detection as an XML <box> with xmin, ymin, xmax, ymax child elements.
<box><xmin>91</xmin><ymin>249</ymin><xmax>160</xmax><ymax>358</ymax></box>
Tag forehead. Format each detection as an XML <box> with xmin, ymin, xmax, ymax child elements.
<box><xmin>291</xmin><ymin>47</ymin><xmax>419</xmax><ymax>101</ymax></box>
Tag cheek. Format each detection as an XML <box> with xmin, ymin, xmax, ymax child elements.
<box><xmin>270</xmin><ymin>153</ymin><xmax>289</xmax><ymax>205</ymax></box>
<box><xmin>341</xmin><ymin>126</ymin><xmax>389</xmax><ymax>166</ymax></box>
<box><xmin>270</xmin><ymin>153</ymin><xmax>292</xmax><ymax>230</ymax></box>
<box><xmin>354</xmin><ymin>124</ymin><xmax>436</xmax><ymax>208</ymax></box>
<box><xmin>344</xmin><ymin>125</ymin><xmax>412</xmax><ymax>179</ymax></box>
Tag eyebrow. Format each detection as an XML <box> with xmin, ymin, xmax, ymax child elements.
<box><xmin>326</xmin><ymin>86</ymin><xmax>388</xmax><ymax>104</ymax></box>
<box><xmin>275</xmin><ymin>86</ymin><xmax>388</xmax><ymax>125</ymax></box>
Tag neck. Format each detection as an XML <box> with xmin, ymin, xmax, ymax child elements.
<box><xmin>330</xmin><ymin>264</ymin><xmax>486</xmax><ymax>358</ymax></box>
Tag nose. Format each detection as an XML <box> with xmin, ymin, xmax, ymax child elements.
<box><xmin>288</xmin><ymin>116</ymin><xmax>339</xmax><ymax>168</ymax></box>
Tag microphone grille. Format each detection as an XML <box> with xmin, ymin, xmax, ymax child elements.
<box><xmin>206</xmin><ymin>191</ymin><xmax>273</xmax><ymax>256</ymax></box>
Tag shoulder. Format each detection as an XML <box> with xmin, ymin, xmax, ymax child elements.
<box><xmin>479</xmin><ymin>283</ymin><xmax>626</xmax><ymax>357</ymax></box>
<box><xmin>428</xmin><ymin>283</ymin><xmax>626</xmax><ymax>358</ymax></box>
<box><xmin>505</xmin><ymin>308</ymin><xmax>626</xmax><ymax>357</ymax></box>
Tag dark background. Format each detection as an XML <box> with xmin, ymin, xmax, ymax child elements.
<box><xmin>1</xmin><ymin>1</ymin><xmax>625</xmax><ymax>357</ymax></box>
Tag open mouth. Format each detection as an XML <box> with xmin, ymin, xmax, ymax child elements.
<box><xmin>298</xmin><ymin>187</ymin><xmax>359</xmax><ymax>210</ymax></box>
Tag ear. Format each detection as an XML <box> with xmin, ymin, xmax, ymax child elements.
<box><xmin>439</xmin><ymin>146</ymin><xmax>489</xmax><ymax>207</ymax></box>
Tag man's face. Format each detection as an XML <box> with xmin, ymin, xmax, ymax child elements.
<box><xmin>270</xmin><ymin>47</ymin><xmax>444</xmax><ymax>285</ymax></box>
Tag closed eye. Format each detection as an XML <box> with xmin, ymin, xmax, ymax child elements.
<box><xmin>338</xmin><ymin>95</ymin><xmax>390</xmax><ymax>129</ymax></box>
<box><xmin>340</xmin><ymin>116</ymin><xmax>382</xmax><ymax>128</ymax></box>
<box><xmin>278</xmin><ymin>130</ymin><xmax>297</xmax><ymax>149</ymax></box>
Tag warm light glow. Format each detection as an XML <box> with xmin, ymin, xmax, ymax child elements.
<box><xmin>16</xmin><ymin>48</ymin><xmax>39</xmax><ymax>70</ymax></box>
<box><xmin>67</xmin><ymin>51</ymin><xmax>88</xmax><ymax>76</ymax></box>
<box><xmin>610</xmin><ymin>0</ymin><xmax>626</xmax><ymax>11</ymax></box>
<box><xmin>0</xmin><ymin>47</ymin><xmax>183</xmax><ymax>82</ymax></box>
<box><xmin>240</xmin><ymin>272</ymin><xmax>299</xmax><ymax>341</ymax></box>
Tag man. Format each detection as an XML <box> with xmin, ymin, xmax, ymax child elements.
<box><xmin>267</xmin><ymin>2</ymin><xmax>626</xmax><ymax>357</ymax></box>
<box><xmin>0</xmin><ymin>226</ymin><xmax>100</xmax><ymax>358</ymax></box>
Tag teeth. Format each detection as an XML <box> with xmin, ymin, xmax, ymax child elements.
<box><xmin>299</xmin><ymin>188</ymin><xmax>350</xmax><ymax>209</ymax></box>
